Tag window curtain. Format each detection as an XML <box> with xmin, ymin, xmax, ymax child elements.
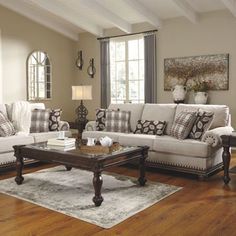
<box><xmin>100</xmin><ymin>39</ymin><xmax>110</xmax><ymax>108</ymax></box>
<box><xmin>144</xmin><ymin>33</ymin><xmax>157</xmax><ymax>103</ymax></box>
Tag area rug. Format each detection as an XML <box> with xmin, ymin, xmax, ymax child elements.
<box><xmin>0</xmin><ymin>166</ymin><xmax>182</xmax><ymax>228</ymax></box>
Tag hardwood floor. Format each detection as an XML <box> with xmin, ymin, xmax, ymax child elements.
<box><xmin>0</xmin><ymin>155</ymin><xmax>236</xmax><ymax>236</ymax></box>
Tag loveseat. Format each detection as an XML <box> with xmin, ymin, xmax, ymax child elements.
<box><xmin>82</xmin><ymin>103</ymin><xmax>233</xmax><ymax>179</ymax></box>
<box><xmin>0</xmin><ymin>103</ymin><xmax>70</xmax><ymax>170</ymax></box>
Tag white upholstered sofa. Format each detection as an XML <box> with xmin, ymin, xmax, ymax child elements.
<box><xmin>83</xmin><ymin>103</ymin><xmax>233</xmax><ymax>178</ymax></box>
<box><xmin>0</xmin><ymin>103</ymin><xmax>70</xmax><ymax>170</ymax></box>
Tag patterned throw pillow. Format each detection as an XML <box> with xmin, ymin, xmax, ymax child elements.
<box><xmin>49</xmin><ymin>109</ymin><xmax>62</xmax><ymax>131</ymax></box>
<box><xmin>30</xmin><ymin>109</ymin><xmax>50</xmax><ymax>133</ymax></box>
<box><xmin>105</xmin><ymin>110</ymin><xmax>131</xmax><ymax>133</ymax></box>
<box><xmin>95</xmin><ymin>109</ymin><xmax>106</xmax><ymax>131</ymax></box>
<box><xmin>134</xmin><ymin>120</ymin><xmax>166</xmax><ymax>136</ymax></box>
<box><xmin>0</xmin><ymin>111</ymin><xmax>15</xmax><ymax>137</ymax></box>
<box><xmin>189</xmin><ymin>110</ymin><xmax>214</xmax><ymax>140</ymax></box>
<box><xmin>170</xmin><ymin>111</ymin><xmax>197</xmax><ymax>139</ymax></box>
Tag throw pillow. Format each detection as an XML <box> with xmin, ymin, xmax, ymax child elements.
<box><xmin>30</xmin><ymin>109</ymin><xmax>50</xmax><ymax>133</ymax></box>
<box><xmin>105</xmin><ymin>110</ymin><xmax>131</xmax><ymax>133</ymax></box>
<box><xmin>170</xmin><ymin>110</ymin><xmax>198</xmax><ymax>139</ymax></box>
<box><xmin>0</xmin><ymin>111</ymin><xmax>15</xmax><ymax>137</ymax></box>
<box><xmin>189</xmin><ymin>110</ymin><xmax>214</xmax><ymax>140</ymax></box>
<box><xmin>49</xmin><ymin>109</ymin><xmax>62</xmax><ymax>131</ymax></box>
<box><xmin>95</xmin><ymin>108</ymin><xmax>106</xmax><ymax>131</ymax></box>
<box><xmin>134</xmin><ymin>120</ymin><xmax>166</xmax><ymax>136</ymax></box>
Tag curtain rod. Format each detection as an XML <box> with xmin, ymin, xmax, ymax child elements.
<box><xmin>97</xmin><ymin>29</ymin><xmax>158</xmax><ymax>40</ymax></box>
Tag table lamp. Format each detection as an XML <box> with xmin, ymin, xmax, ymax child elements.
<box><xmin>72</xmin><ymin>85</ymin><xmax>92</xmax><ymax>136</ymax></box>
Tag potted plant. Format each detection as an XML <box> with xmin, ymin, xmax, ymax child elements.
<box><xmin>191</xmin><ymin>80</ymin><xmax>210</xmax><ymax>104</ymax></box>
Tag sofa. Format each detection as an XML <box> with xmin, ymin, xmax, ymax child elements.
<box><xmin>82</xmin><ymin>103</ymin><xmax>233</xmax><ymax>179</ymax></box>
<box><xmin>0</xmin><ymin>103</ymin><xmax>71</xmax><ymax>170</ymax></box>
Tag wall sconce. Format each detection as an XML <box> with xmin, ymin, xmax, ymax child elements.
<box><xmin>87</xmin><ymin>58</ymin><xmax>96</xmax><ymax>78</ymax></box>
<box><xmin>76</xmin><ymin>50</ymin><xmax>83</xmax><ymax>70</ymax></box>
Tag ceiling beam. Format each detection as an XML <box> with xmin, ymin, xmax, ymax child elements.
<box><xmin>222</xmin><ymin>0</ymin><xmax>236</xmax><ymax>17</ymax></box>
<box><xmin>124</xmin><ymin>0</ymin><xmax>162</xmax><ymax>29</ymax></box>
<box><xmin>28</xmin><ymin>0</ymin><xmax>104</xmax><ymax>36</ymax></box>
<box><xmin>172</xmin><ymin>0</ymin><xmax>199</xmax><ymax>23</ymax></box>
<box><xmin>0</xmin><ymin>0</ymin><xmax>79</xmax><ymax>41</ymax></box>
<box><xmin>79</xmin><ymin>0</ymin><xmax>132</xmax><ymax>33</ymax></box>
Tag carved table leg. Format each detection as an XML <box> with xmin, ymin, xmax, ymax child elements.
<box><xmin>138</xmin><ymin>149</ymin><xmax>147</xmax><ymax>186</ymax></box>
<box><xmin>92</xmin><ymin>171</ymin><xmax>103</xmax><ymax>207</ymax></box>
<box><xmin>14</xmin><ymin>149</ymin><xmax>24</xmax><ymax>185</ymax></box>
<box><xmin>222</xmin><ymin>146</ymin><xmax>231</xmax><ymax>184</ymax></box>
<box><xmin>65</xmin><ymin>166</ymin><xmax>72</xmax><ymax>171</ymax></box>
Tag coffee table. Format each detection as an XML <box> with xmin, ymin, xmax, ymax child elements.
<box><xmin>13</xmin><ymin>143</ymin><xmax>149</xmax><ymax>206</ymax></box>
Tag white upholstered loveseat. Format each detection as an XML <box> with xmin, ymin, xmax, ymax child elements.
<box><xmin>83</xmin><ymin>103</ymin><xmax>233</xmax><ymax>178</ymax></box>
<box><xmin>0</xmin><ymin>103</ymin><xmax>70</xmax><ymax>170</ymax></box>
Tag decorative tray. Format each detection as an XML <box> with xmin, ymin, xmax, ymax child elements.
<box><xmin>80</xmin><ymin>141</ymin><xmax>121</xmax><ymax>154</ymax></box>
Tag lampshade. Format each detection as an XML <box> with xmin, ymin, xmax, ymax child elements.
<box><xmin>72</xmin><ymin>86</ymin><xmax>92</xmax><ymax>100</ymax></box>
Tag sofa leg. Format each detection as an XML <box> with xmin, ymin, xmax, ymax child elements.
<box><xmin>198</xmin><ymin>174</ymin><xmax>208</xmax><ymax>181</ymax></box>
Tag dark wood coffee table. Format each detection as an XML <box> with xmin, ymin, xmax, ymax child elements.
<box><xmin>13</xmin><ymin>143</ymin><xmax>149</xmax><ymax>206</ymax></box>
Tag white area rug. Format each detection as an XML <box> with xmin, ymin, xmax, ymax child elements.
<box><xmin>0</xmin><ymin>166</ymin><xmax>182</xmax><ymax>228</ymax></box>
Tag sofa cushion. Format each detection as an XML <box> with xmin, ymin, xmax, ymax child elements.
<box><xmin>30</xmin><ymin>109</ymin><xmax>50</xmax><ymax>133</ymax></box>
<box><xmin>189</xmin><ymin>110</ymin><xmax>214</xmax><ymax>140</ymax></box>
<box><xmin>152</xmin><ymin>135</ymin><xmax>212</xmax><ymax>158</ymax></box>
<box><xmin>0</xmin><ymin>104</ymin><xmax>7</xmax><ymax>118</ymax></box>
<box><xmin>108</xmin><ymin>104</ymin><xmax>144</xmax><ymax>132</ymax></box>
<box><xmin>175</xmin><ymin>104</ymin><xmax>229</xmax><ymax>129</ymax></box>
<box><xmin>0</xmin><ymin>135</ymin><xmax>34</xmax><ymax>153</ymax></box>
<box><xmin>118</xmin><ymin>133</ymin><xmax>155</xmax><ymax>150</ymax></box>
<box><xmin>0</xmin><ymin>112</ymin><xmax>15</xmax><ymax>137</ymax></box>
<box><xmin>134</xmin><ymin>120</ymin><xmax>166</xmax><ymax>136</ymax></box>
<box><xmin>141</xmin><ymin>104</ymin><xmax>177</xmax><ymax>135</ymax></box>
<box><xmin>170</xmin><ymin>111</ymin><xmax>198</xmax><ymax>139</ymax></box>
<box><xmin>105</xmin><ymin>110</ymin><xmax>131</xmax><ymax>133</ymax></box>
<box><xmin>82</xmin><ymin>131</ymin><xmax>121</xmax><ymax>142</ymax></box>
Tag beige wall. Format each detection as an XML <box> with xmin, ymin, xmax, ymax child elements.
<box><xmin>0</xmin><ymin>5</ymin><xmax>77</xmax><ymax>121</ymax></box>
<box><xmin>78</xmin><ymin>10</ymin><xmax>236</xmax><ymax>127</ymax></box>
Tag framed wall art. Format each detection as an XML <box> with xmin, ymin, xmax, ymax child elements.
<box><xmin>164</xmin><ymin>54</ymin><xmax>229</xmax><ymax>91</ymax></box>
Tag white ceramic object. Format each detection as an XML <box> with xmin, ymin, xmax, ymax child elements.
<box><xmin>171</xmin><ymin>85</ymin><xmax>187</xmax><ymax>102</ymax></box>
<box><xmin>87</xmin><ymin>137</ymin><xmax>97</xmax><ymax>146</ymax></box>
<box><xmin>194</xmin><ymin>92</ymin><xmax>208</xmax><ymax>104</ymax></box>
<box><xmin>58</xmin><ymin>131</ymin><xmax>65</xmax><ymax>139</ymax></box>
<box><xmin>99</xmin><ymin>136</ymin><xmax>113</xmax><ymax>147</ymax></box>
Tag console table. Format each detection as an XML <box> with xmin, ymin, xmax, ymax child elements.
<box><xmin>221</xmin><ymin>133</ymin><xmax>236</xmax><ymax>184</ymax></box>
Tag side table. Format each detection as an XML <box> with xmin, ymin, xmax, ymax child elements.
<box><xmin>221</xmin><ymin>133</ymin><xmax>236</xmax><ymax>184</ymax></box>
<box><xmin>68</xmin><ymin>120</ymin><xmax>88</xmax><ymax>139</ymax></box>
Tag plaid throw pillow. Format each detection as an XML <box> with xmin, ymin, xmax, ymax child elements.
<box><xmin>170</xmin><ymin>111</ymin><xmax>197</xmax><ymax>139</ymax></box>
<box><xmin>0</xmin><ymin>111</ymin><xmax>15</xmax><ymax>137</ymax></box>
<box><xmin>30</xmin><ymin>109</ymin><xmax>50</xmax><ymax>133</ymax></box>
<box><xmin>49</xmin><ymin>109</ymin><xmax>62</xmax><ymax>131</ymax></box>
<box><xmin>189</xmin><ymin>110</ymin><xmax>214</xmax><ymax>140</ymax></box>
<box><xmin>105</xmin><ymin>110</ymin><xmax>131</xmax><ymax>133</ymax></box>
<box><xmin>134</xmin><ymin>120</ymin><xmax>166</xmax><ymax>136</ymax></box>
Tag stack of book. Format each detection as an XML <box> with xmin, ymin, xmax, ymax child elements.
<box><xmin>47</xmin><ymin>138</ymin><xmax>76</xmax><ymax>151</ymax></box>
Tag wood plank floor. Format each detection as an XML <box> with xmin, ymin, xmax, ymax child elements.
<box><xmin>0</xmin><ymin>155</ymin><xmax>236</xmax><ymax>236</ymax></box>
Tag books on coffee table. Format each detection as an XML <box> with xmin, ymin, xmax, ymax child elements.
<box><xmin>47</xmin><ymin>137</ymin><xmax>76</xmax><ymax>146</ymax></box>
<box><xmin>47</xmin><ymin>144</ymin><xmax>76</xmax><ymax>151</ymax></box>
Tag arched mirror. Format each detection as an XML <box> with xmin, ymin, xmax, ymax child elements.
<box><xmin>27</xmin><ymin>51</ymin><xmax>52</xmax><ymax>100</ymax></box>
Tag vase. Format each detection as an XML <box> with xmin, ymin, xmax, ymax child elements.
<box><xmin>194</xmin><ymin>92</ymin><xmax>208</xmax><ymax>104</ymax></box>
<box><xmin>171</xmin><ymin>85</ymin><xmax>187</xmax><ymax>103</ymax></box>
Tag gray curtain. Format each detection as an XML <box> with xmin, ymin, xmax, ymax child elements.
<box><xmin>100</xmin><ymin>39</ymin><xmax>110</xmax><ymax>108</ymax></box>
<box><xmin>144</xmin><ymin>33</ymin><xmax>157</xmax><ymax>103</ymax></box>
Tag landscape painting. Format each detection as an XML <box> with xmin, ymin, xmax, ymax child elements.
<box><xmin>164</xmin><ymin>54</ymin><xmax>229</xmax><ymax>90</ymax></box>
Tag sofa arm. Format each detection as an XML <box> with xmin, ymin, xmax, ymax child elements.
<box><xmin>202</xmin><ymin>126</ymin><xmax>234</xmax><ymax>147</ymax></box>
<box><xmin>85</xmin><ymin>121</ymin><xmax>96</xmax><ymax>131</ymax></box>
<box><xmin>58</xmin><ymin>121</ymin><xmax>70</xmax><ymax>131</ymax></box>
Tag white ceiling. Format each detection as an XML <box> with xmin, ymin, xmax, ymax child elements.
<box><xmin>0</xmin><ymin>0</ymin><xmax>234</xmax><ymax>41</ymax></box>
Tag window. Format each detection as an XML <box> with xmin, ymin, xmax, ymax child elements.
<box><xmin>110</xmin><ymin>35</ymin><xmax>144</xmax><ymax>104</ymax></box>
<box><xmin>27</xmin><ymin>51</ymin><xmax>52</xmax><ymax>101</ymax></box>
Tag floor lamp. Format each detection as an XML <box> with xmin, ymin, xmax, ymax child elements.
<box><xmin>72</xmin><ymin>85</ymin><xmax>92</xmax><ymax>139</ymax></box>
